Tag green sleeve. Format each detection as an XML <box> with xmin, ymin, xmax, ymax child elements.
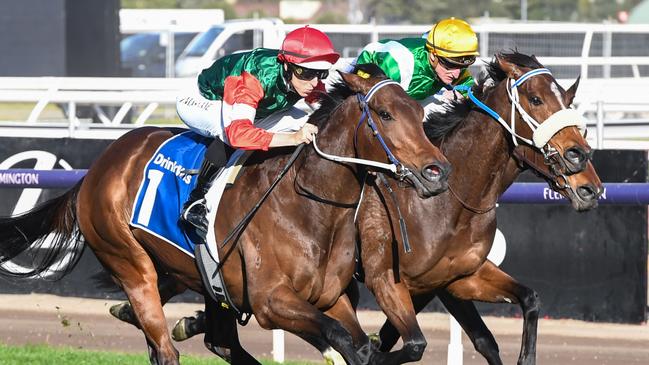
<box><xmin>355</xmin><ymin>48</ymin><xmax>373</xmax><ymax>67</ymax></box>
<box><xmin>355</xmin><ymin>47</ymin><xmax>403</xmax><ymax>83</ymax></box>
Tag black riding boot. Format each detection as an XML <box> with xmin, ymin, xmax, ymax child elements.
<box><xmin>181</xmin><ymin>158</ymin><xmax>221</xmax><ymax>237</ymax></box>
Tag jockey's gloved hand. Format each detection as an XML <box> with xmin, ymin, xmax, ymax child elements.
<box><xmin>293</xmin><ymin>123</ymin><xmax>318</xmax><ymax>145</ymax></box>
<box><xmin>442</xmin><ymin>89</ymin><xmax>463</xmax><ymax>101</ymax></box>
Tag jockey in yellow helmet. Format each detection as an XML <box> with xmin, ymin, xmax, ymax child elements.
<box><xmin>352</xmin><ymin>17</ymin><xmax>479</xmax><ymax>111</ymax></box>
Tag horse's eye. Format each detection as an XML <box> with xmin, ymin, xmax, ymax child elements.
<box><xmin>530</xmin><ymin>96</ymin><xmax>543</xmax><ymax>106</ymax></box>
<box><xmin>378</xmin><ymin>110</ymin><xmax>393</xmax><ymax>121</ymax></box>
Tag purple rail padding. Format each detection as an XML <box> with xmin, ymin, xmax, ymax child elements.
<box><xmin>0</xmin><ymin>169</ymin><xmax>88</xmax><ymax>189</ymax></box>
<box><xmin>0</xmin><ymin>170</ymin><xmax>648</xmax><ymax>205</ymax></box>
<box><xmin>499</xmin><ymin>182</ymin><xmax>649</xmax><ymax>205</ymax></box>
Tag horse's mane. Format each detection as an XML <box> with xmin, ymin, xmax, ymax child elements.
<box><xmin>308</xmin><ymin>82</ymin><xmax>354</xmax><ymax>128</ymax></box>
<box><xmin>424</xmin><ymin>51</ymin><xmax>543</xmax><ymax>141</ymax></box>
<box><xmin>309</xmin><ymin>63</ymin><xmax>388</xmax><ymax>128</ymax></box>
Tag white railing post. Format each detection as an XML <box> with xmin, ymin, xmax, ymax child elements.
<box><xmin>603</xmin><ymin>30</ymin><xmax>612</xmax><ymax>79</ymax></box>
<box><xmin>272</xmin><ymin>329</ymin><xmax>285</xmax><ymax>363</ymax></box>
<box><xmin>580</xmin><ymin>30</ymin><xmax>593</xmax><ymax>80</ymax></box>
<box><xmin>596</xmin><ymin>100</ymin><xmax>604</xmax><ymax>149</ymax></box>
<box><xmin>370</xmin><ymin>18</ymin><xmax>378</xmax><ymax>43</ymax></box>
<box><xmin>67</xmin><ymin>101</ymin><xmax>76</xmax><ymax>138</ymax></box>
<box><xmin>164</xmin><ymin>29</ymin><xmax>175</xmax><ymax>78</ymax></box>
<box><xmin>447</xmin><ymin>316</ymin><xmax>463</xmax><ymax>365</ymax></box>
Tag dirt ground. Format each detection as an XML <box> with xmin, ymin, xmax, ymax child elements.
<box><xmin>0</xmin><ymin>294</ymin><xmax>647</xmax><ymax>364</ymax></box>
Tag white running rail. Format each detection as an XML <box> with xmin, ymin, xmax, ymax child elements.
<box><xmin>2</xmin><ymin>75</ymin><xmax>649</xmax><ymax>148</ymax></box>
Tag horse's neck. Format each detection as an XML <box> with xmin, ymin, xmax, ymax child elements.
<box><xmin>296</xmin><ymin>101</ymin><xmax>363</xmax><ymax>204</ymax></box>
<box><xmin>443</xmin><ymin>88</ymin><xmax>522</xmax><ymax>208</ymax></box>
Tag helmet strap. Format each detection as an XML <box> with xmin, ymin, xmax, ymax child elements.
<box><xmin>280</xmin><ymin>63</ymin><xmax>297</xmax><ymax>94</ymax></box>
<box><xmin>428</xmin><ymin>52</ymin><xmax>439</xmax><ymax>70</ymax></box>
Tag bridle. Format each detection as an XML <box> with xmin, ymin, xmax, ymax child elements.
<box><xmin>456</xmin><ymin>67</ymin><xmax>589</xmax><ymax>191</ymax></box>
<box><xmin>312</xmin><ymin>78</ymin><xmax>421</xmax><ymax>254</ymax></box>
<box><xmin>312</xmin><ymin>79</ymin><xmax>414</xmax><ymax>181</ymax></box>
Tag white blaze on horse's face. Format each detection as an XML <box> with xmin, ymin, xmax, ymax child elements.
<box><xmin>550</xmin><ymin>82</ymin><xmax>567</xmax><ymax>110</ymax></box>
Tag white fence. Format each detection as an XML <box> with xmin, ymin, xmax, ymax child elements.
<box><xmin>0</xmin><ymin>74</ymin><xmax>648</xmax><ymax>148</ymax></box>
<box><xmin>0</xmin><ymin>77</ymin><xmax>192</xmax><ymax>139</ymax></box>
<box><xmin>122</xmin><ymin>19</ymin><xmax>649</xmax><ymax>79</ymax></box>
<box><xmin>285</xmin><ymin>22</ymin><xmax>649</xmax><ymax>80</ymax></box>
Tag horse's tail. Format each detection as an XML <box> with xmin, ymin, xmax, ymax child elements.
<box><xmin>0</xmin><ymin>180</ymin><xmax>85</xmax><ymax>280</ymax></box>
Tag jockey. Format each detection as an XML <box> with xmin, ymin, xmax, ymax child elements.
<box><xmin>176</xmin><ymin>26</ymin><xmax>340</xmax><ymax>235</ymax></box>
<box><xmin>350</xmin><ymin>17</ymin><xmax>478</xmax><ymax>114</ymax></box>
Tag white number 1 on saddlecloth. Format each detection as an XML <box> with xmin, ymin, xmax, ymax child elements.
<box><xmin>137</xmin><ymin>169</ymin><xmax>164</xmax><ymax>226</ymax></box>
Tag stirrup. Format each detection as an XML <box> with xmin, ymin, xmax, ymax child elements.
<box><xmin>181</xmin><ymin>198</ymin><xmax>206</xmax><ymax>221</ymax></box>
<box><xmin>181</xmin><ymin>199</ymin><xmax>209</xmax><ymax>238</ymax></box>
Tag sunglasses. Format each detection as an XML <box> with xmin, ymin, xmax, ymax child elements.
<box><xmin>288</xmin><ymin>64</ymin><xmax>329</xmax><ymax>81</ymax></box>
<box><xmin>437</xmin><ymin>55</ymin><xmax>476</xmax><ymax>70</ymax></box>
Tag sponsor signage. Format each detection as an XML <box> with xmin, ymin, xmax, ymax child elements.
<box><xmin>0</xmin><ymin>138</ymin><xmax>646</xmax><ymax>322</ymax></box>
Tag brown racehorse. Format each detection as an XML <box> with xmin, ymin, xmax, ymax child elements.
<box><xmin>353</xmin><ymin>52</ymin><xmax>603</xmax><ymax>365</ymax></box>
<box><xmin>0</xmin><ymin>72</ymin><xmax>451</xmax><ymax>365</ymax></box>
<box><xmin>109</xmin><ymin>53</ymin><xmax>604</xmax><ymax>365</ymax></box>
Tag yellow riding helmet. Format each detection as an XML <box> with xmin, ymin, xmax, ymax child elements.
<box><xmin>426</xmin><ymin>18</ymin><xmax>479</xmax><ymax>61</ymax></box>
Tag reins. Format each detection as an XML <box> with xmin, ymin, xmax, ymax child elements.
<box><xmin>296</xmin><ymin>79</ymin><xmax>408</xmax><ymax>207</ymax></box>
<box><xmin>213</xmin><ymin>79</ymin><xmax>423</xmax><ymax>314</ymax></box>
<box><xmin>210</xmin><ymin>143</ymin><xmax>305</xmax><ymax>322</ymax></box>
<box><xmin>312</xmin><ymin>79</ymin><xmax>413</xmax><ymax>180</ymax></box>
<box><xmin>309</xmin><ymin>79</ymin><xmax>419</xmax><ymax>255</ymax></box>
<box><xmin>447</xmin><ymin>67</ymin><xmax>589</xmax><ymax>211</ymax></box>
<box><xmin>454</xmin><ymin>68</ymin><xmax>587</xmax><ymax>153</ymax></box>
<box><xmin>438</xmin><ymin>137</ymin><xmax>497</xmax><ymax>214</ymax></box>
<box><xmin>376</xmin><ymin>172</ymin><xmax>412</xmax><ymax>253</ymax></box>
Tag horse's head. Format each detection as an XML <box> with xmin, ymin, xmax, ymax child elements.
<box><xmin>338</xmin><ymin>70</ymin><xmax>450</xmax><ymax>197</ymax></box>
<box><xmin>490</xmin><ymin>52</ymin><xmax>602</xmax><ymax>211</ymax></box>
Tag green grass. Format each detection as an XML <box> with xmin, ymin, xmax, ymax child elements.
<box><xmin>0</xmin><ymin>344</ymin><xmax>316</xmax><ymax>365</ymax></box>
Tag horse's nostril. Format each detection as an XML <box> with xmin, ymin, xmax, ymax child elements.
<box><xmin>577</xmin><ymin>185</ymin><xmax>597</xmax><ymax>200</ymax></box>
<box><xmin>422</xmin><ymin>164</ymin><xmax>443</xmax><ymax>182</ymax></box>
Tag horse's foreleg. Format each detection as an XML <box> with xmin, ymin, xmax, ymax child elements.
<box><xmin>257</xmin><ymin>285</ymin><xmax>364</xmax><ymax>365</ymax></box>
<box><xmin>320</xmin><ymin>292</ymin><xmax>376</xmax><ymax>365</ymax></box>
<box><xmin>365</xmin><ymin>277</ymin><xmax>427</xmax><ymax>365</ymax></box>
<box><xmin>376</xmin><ymin>292</ymin><xmax>435</xmax><ymax>352</ymax></box>
<box><xmin>445</xmin><ymin>261</ymin><xmax>539</xmax><ymax>365</ymax></box>
<box><xmin>437</xmin><ymin>291</ymin><xmax>503</xmax><ymax>365</ymax></box>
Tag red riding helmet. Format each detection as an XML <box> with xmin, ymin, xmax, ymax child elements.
<box><xmin>278</xmin><ymin>26</ymin><xmax>340</xmax><ymax>70</ymax></box>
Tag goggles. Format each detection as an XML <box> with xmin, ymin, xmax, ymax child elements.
<box><xmin>437</xmin><ymin>55</ymin><xmax>476</xmax><ymax>70</ymax></box>
<box><xmin>288</xmin><ymin>63</ymin><xmax>329</xmax><ymax>81</ymax></box>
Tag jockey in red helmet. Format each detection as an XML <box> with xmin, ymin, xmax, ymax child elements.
<box><xmin>176</xmin><ymin>26</ymin><xmax>340</xmax><ymax>236</ymax></box>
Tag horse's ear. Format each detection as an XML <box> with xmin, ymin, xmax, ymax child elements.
<box><xmin>531</xmin><ymin>54</ymin><xmax>540</xmax><ymax>64</ymax></box>
<box><xmin>338</xmin><ymin>70</ymin><xmax>373</xmax><ymax>94</ymax></box>
<box><xmin>566</xmin><ymin>75</ymin><xmax>580</xmax><ymax>106</ymax></box>
<box><xmin>495</xmin><ymin>53</ymin><xmax>523</xmax><ymax>79</ymax></box>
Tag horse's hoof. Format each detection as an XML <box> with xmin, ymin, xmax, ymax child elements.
<box><xmin>171</xmin><ymin>317</ymin><xmax>191</xmax><ymax>341</ymax></box>
<box><xmin>322</xmin><ymin>347</ymin><xmax>346</xmax><ymax>365</ymax></box>
<box><xmin>110</xmin><ymin>301</ymin><xmax>139</xmax><ymax>327</ymax></box>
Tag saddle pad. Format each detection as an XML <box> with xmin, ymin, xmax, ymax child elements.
<box><xmin>130</xmin><ymin>131</ymin><xmax>210</xmax><ymax>256</ymax></box>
